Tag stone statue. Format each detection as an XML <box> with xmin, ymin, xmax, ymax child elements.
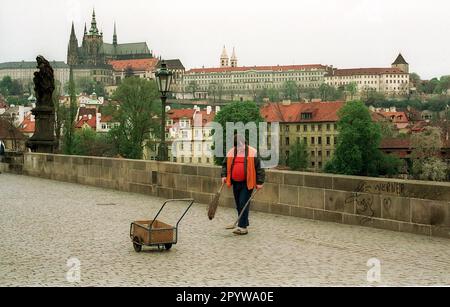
<box><xmin>26</xmin><ymin>55</ymin><xmax>56</xmax><ymax>153</ymax></box>
<box><xmin>33</xmin><ymin>55</ymin><xmax>55</xmax><ymax>107</ymax></box>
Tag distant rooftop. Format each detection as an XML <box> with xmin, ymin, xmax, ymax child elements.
<box><xmin>0</xmin><ymin>61</ymin><xmax>69</xmax><ymax>70</ymax></box>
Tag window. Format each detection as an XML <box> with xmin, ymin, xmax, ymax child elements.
<box><xmin>318</xmin><ymin>137</ymin><xmax>322</xmax><ymax>145</ymax></box>
<box><xmin>303</xmin><ymin>125</ymin><xmax>307</xmax><ymax>132</ymax></box>
<box><xmin>326</xmin><ymin>136</ymin><xmax>331</xmax><ymax>145</ymax></box>
<box><xmin>301</xmin><ymin>112</ymin><xmax>312</xmax><ymax>120</ymax></box>
<box><xmin>296</xmin><ymin>125</ymin><xmax>300</xmax><ymax>132</ymax></box>
<box><xmin>334</xmin><ymin>137</ymin><xmax>337</xmax><ymax>145</ymax></box>
<box><xmin>326</xmin><ymin>150</ymin><xmax>330</xmax><ymax>157</ymax></box>
<box><xmin>311</xmin><ymin>151</ymin><xmax>315</xmax><ymax>157</ymax></box>
<box><xmin>198</xmin><ymin>158</ymin><xmax>201</xmax><ymax>163</ymax></box>
<box><xmin>326</xmin><ymin>124</ymin><xmax>330</xmax><ymax>131</ymax></box>
<box><xmin>303</xmin><ymin>137</ymin><xmax>307</xmax><ymax>144</ymax></box>
<box><xmin>311</xmin><ymin>137</ymin><xmax>315</xmax><ymax>145</ymax></box>
<box><xmin>285</xmin><ymin>137</ymin><xmax>290</xmax><ymax>146</ymax></box>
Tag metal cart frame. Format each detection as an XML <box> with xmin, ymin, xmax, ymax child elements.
<box><xmin>130</xmin><ymin>198</ymin><xmax>194</xmax><ymax>252</ymax></box>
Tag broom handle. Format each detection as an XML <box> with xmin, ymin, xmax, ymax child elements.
<box><xmin>218</xmin><ymin>182</ymin><xmax>225</xmax><ymax>194</ymax></box>
<box><xmin>234</xmin><ymin>188</ymin><xmax>259</xmax><ymax>227</ymax></box>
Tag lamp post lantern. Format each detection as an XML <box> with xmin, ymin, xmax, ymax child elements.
<box><xmin>155</xmin><ymin>61</ymin><xmax>173</xmax><ymax>161</ymax></box>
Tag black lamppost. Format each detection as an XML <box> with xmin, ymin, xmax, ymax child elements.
<box><xmin>155</xmin><ymin>61</ymin><xmax>173</xmax><ymax>161</ymax></box>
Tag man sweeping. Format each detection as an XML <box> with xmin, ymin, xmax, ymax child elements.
<box><xmin>221</xmin><ymin>134</ymin><xmax>265</xmax><ymax>235</ymax></box>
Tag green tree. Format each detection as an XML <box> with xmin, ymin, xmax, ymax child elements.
<box><xmin>267</xmin><ymin>87</ymin><xmax>280</xmax><ymax>102</ymax></box>
<box><xmin>287</xmin><ymin>140</ymin><xmax>309</xmax><ymax>171</ymax></box>
<box><xmin>208</xmin><ymin>82</ymin><xmax>217</xmax><ymax>102</ymax></box>
<box><xmin>345</xmin><ymin>82</ymin><xmax>358</xmax><ymax>100</ymax></box>
<box><xmin>212</xmin><ymin>101</ymin><xmax>263</xmax><ymax>165</ymax></box>
<box><xmin>410</xmin><ymin>126</ymin><xmax>446</xmax><ymax>180</ymax></box>
<box><xmin>423</xmin><ymin>78</ymin><xmax>440</xmax><ymax>94</ymax></box>
<box><xmin>378</xmin><ymin>118</ymin><xmax>398</xmax><ymax>138</ymax></box>
<box><xmin>72</xmin><ymin>128</ymin><xmax>113</xmax><ymax>156</ymax></box>
<box><xmin>409</xmin><ymin>73</ymin><xmax>422</xmax><ymax>93</ymax></box>
<box><xmin>108</xmin><ymin>77</ymin><xmax>160</xmax><ymax>159</ymax></box>
<box><xmin>62</xmin><ymin>68</ymin><xmax>77</xmax><ymax>154</ymax></box>
<box><xmin>282</xmin><ymin>81</ymin><xmax>298</xmax><ymax>100</ymax></box>
<box><xmin>416</xmin><ymin>157</ymin><xmax>447</xmax><ymax>181</ymax></box>
<box><xmin>325</xmin><ymin>100</ymin><xmax>382</xmax><ymax>176</ymax></box>
<box><xmin>378</xmin><ymin>153</ymin><xmax>403</xmax><ymax>177</ymax></box>
<box><xmin>0</xmin><ymin>76</ymin><xmax>23</xmax><ymax>96</ymax></box>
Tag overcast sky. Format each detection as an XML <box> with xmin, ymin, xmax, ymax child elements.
<box><xmin>1</xmin><ymin>0</ymin><xmax>449</xmax><ymax>79</ymax></box>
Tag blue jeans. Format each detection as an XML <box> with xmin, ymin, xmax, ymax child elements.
<box><xmin>232</xmin><ymin>180</ymin><xmax>253</xmax><ymax>228</ymax></box>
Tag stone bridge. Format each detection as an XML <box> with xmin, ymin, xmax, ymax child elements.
<box><xmin>0</xmin><ymin>153</ymin><xmax>449</xmax><ymax>286</ymax></box>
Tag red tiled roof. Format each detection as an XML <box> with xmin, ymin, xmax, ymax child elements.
<box><xmin>19</xmin><ymin>113</ymin><xmax>35</xmax><ymax>134</ymax></box>
<box><xmin>380</xmin><ymin>138</ymin><xmax>411</xmax><ymax>149</ymax></box>
<box><xmin>75</xmin><ymin>115</ymin><xmax>96</xmax><ymax>129</ymax></box>
<box><xmin>260</xmin><ymin>101</ymin><xmax>345</xmax><ymax>123</ymax></box>
<box><xmin>100</xmin><ymin>115</ymin><xmax>113</xmax><ymax>123</ymax></box>
<box><xmin>108</xmin><ymin>58</ymin><xmax>159</xmax><ymax>72</ymax></box>
<box><xmin>327</xmin><ymin>67</ymin><xmax>407</xmax><ymax>77</ymax></box>
<box><xmin>167</xmin><ymin>109</ymin><xmax>215</xmax><ymax>127</ymax></box>
<box><xmin>167</xmin><ymin>109</ymin><xmax>195</xmax><ymax>120</ymax></box>
<box><xmin>371</xmin><ymin>112</ymin><xmax>386</xmax><ymax>122</ymax></box>
<box><xmin>78</xmin><ymin>107</ymin><xmax>96</xmax><ymax>118</ymax></box>
<box><xmin>377</xmin><ymin>111</ymin><xmax>409</xmax><ymax>123</ymax></box>
<box><xmin>187</xmin><ymin>64</ymin><xmax>327</xmax><ymax>74</ymax></box>
<box><xmin>194</xmin><ymin>110</ymin><xmax>215</xmax><ymax>127</ymax></box>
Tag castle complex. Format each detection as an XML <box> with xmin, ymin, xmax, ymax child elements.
<box><xmin>67</xmin><ymin>9</ymin><xmax>152</xmax><ymax>67</ymax></box>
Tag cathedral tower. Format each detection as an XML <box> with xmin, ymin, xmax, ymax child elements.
<box><xmin>230</xmin><ymin>47</ymin><xmax>237</xmax><ymax>67</ymax></box>
<box><xmin>392</xmin><ymin>53</ymin><xmax>409</xmax><ymax>73</ymax></box>
<box><xmin>220</xmin><ymin>46</ymin><xmax>229</xmax><ymax>67</ymax></box>
<box><xmin>67</xmin><ymin>22</ymin><xmax>79</xmax><ymax>66</ymax></box>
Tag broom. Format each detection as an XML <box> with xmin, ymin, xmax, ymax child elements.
<box><xmin>208</xmin><ymin>182</ymin><xmax>225</xmax><ymax>220</ymax></box>
<box><xmin>233</xmin><ymin>189</ymin><xmax>259</xmax><ymax>227</ymax></box>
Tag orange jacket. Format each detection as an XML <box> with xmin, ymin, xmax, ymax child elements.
<box><xmin>222</xmin><ymin>145</ymin><xmax>265</xmax><ymax>190</ymax></box>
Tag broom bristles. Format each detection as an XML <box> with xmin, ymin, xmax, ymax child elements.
<box><xmin>208</xmin><ymin>183</ymin><xmax>224</xmax><ymax>220</ymax></box>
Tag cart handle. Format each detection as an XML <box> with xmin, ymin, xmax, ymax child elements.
<box><xmin>150</xmin><ymin>198</ymin><xmax>195</xmax><ymax>229</ymax></box>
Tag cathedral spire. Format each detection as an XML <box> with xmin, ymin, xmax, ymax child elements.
<box><xmin>67</xmin><ymin>21</ymin><xmax>79</xmax><ymax>66</ymax></box>
<box><xmin>69</xmin><ymin>21</ymin><xmax>76</xmax><ymax>40</ymax></box>
<box><xmin>230</xmin><ymin>47</ymin><xmax>237</xmax><ymax>67</ymax></box>
<box><xmin>89</xmin><ymin>8</ymin><xmax>99</xmax><ymax>35</ymax></box>
<box><xmin>113</xmin><ymin>21</ymin><xmax>117</xmax><ymax>46</ymax></box>
<box><xmin>220</xmin><ymin>45</ymin><xmax>229</xmax><ymax>67</ymax></box>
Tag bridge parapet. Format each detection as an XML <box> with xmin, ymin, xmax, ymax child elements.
<box><xmin>22</xmin><ymin>153</ymin><xmax>450</xmax><ymax>239</ymax></box>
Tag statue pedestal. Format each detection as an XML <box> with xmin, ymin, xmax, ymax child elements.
<box><xmin>26</xmin><ymin>105</ymin><xmax>56</xmax><ymax>153</ymax></box>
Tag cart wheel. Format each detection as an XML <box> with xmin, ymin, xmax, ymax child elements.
<box><xmin>164</xmin><ymin>243</ymin><xmax>173</xmax><ymax>250</ymax></box>
<box><xmin>133</xmin><ymin>237</ymin><xmax>142</xmax><ymax>253</ymax></box>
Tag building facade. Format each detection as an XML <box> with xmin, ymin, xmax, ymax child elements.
<box><xmin>144</xmin><ymin>106</ymin><xmax>217</xmax><ymax>164</ymax></box>
<box><xmin>261</xmin><ymin>101</ymin><xmax>344</xmax><ymax>171</ymax></box>
<box><xmin>325</xmin><ymin>54</ymin><xmax>410</xmax><ymax>96</ymax></box>
<box><xmin>0</xmin><ymin>61</ymin><xmax>70</xmax><ymax>92</ymax></box>
<box><xmin>184</xmin><ymin>47</ymin><xmax>331</xmax><ymax>100</ymax></box>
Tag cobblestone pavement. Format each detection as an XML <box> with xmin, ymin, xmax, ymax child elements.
<box><xmin>1</xmin><ymin>173</ymin><xmax>449</xmax><ymax>286</ymax></box>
